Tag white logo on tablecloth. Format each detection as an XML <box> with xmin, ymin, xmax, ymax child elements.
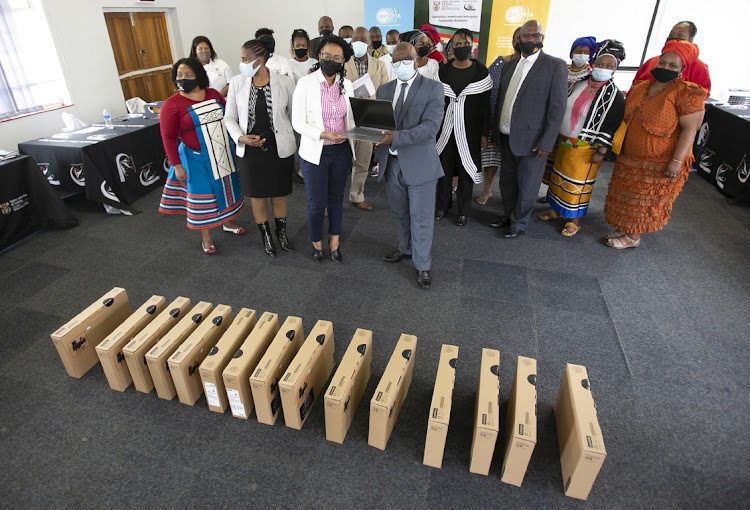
<box><xmin>139</xmin><ymin>162</ymin><xmax>160</xmax><ymax>186</ymax></box>
<box><xmin>699</xmin><ymin>149</ymin><xmax>715</xmax><ymax>174</ymax></box>
<box><xmin>70</xmin><ymin>164</ymin><xmax>85</xmax><ymax>186</ymax></box>
<box><xmin>737</xmin><ymin>155</ymin><xmax>749</xmax><ymax>183</ymax></box>
<box><xmin>724</xmin><ymin>105</ymin><xmax>748</xmax><ymax>111</ymax></box>
<box><xmin>506</xmin><ymin>6</ymin><xmax>534</xmax><ymax>24</ymax></box>
<box><xmin>1</xmin><ymin>202</ymin><xmax>10</xmax><ymax>215</ymax></box>
<box><xmin>163</xmin><ymin>156</ymin><xmax>170</xmax><ymax>172</ymax></box>
<box><xmin>100</xmin><ymin>180</ymin><xmax>120</xmax><ymax>202</ymax></box>
<box><xmin>696</xmin><ymin>122</ymin><xmax>710</xmax><ymax>145</ymax></box>
<box><xmin>116</xmin><ymin>153</ymin><xmax>134</xmax><ymax>182</ymax></box>
<box><xmin>715</xmin><ymin>162</ymin><xmax>731</xmax><ymax>189</ymax></box>
<box><xmin>38</xmin><ymin>163</ymin><xmax>60</xmax><ymax>185</ymax></box>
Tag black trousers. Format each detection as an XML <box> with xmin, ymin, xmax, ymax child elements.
<box><xmin>436</xmin><ymin>136</ymin><xmax>475</xmax><ymax>217</ymax></box>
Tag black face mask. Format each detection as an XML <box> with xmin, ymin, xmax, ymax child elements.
<box><xmin>453</xmin><ymin>46</ymin><xmax>471</xmax><ymax>61</ymax></box>
<box><xmin>417</xmin><ymin>45</ymin><xmax>431</xmax><ymax>58</ymax></box>
<box><xmin>651</xmin><ymin>67</ymin><xmax>679</xmax><ymax>83</ymax></box>
<box><xmin>372</xmin><ymin>40</ymin><xmax>382</xmax><ymax>49</ymax></box>
<box><xmin>519</xmin><ymin>41</ymin><xmax>543</xmax><ymax>56</ymax></box>
<box><xmin>176</xmin><ymin>79</ymin><xmax>199</xmax><ymax>93</ymax></box>
<box><xmin>319</xmin><ymin>29</ymin><xmax>333</xmax><ymax>38</ymax></box>
<box><xmin>294</xmin><ymin>48</ymin><xmax>308</xmax><ymax>59</ymax></box>
<box><xmin>512</xmin><ymin>42</ymin><xmax>521</xmax><ymax>54</ymax></box>
<box><xmin>320</xmin><ymin>59</ymin><xmax>343</xmax><ymax>77</ymax></box>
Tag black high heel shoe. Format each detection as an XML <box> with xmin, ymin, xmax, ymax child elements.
<box><xmin>257</xmin><ymin>222</ymin><xmax>277</xmax><ymax>258</ymax></box>
<box><xmin>312</xmin><ymin>247</ymin><xmax>324</xmax><ymax>264</ymax></box>
<box><xmin>329</xmin><ymin>239</ymin><xmax>342</xmax><ymax>263</ymax></box>
<box><xmin>274</xmin><ymin>217</ymin><xmax>293</xmax><ymax>251</ymax></box>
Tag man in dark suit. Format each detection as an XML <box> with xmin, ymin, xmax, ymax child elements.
<box><xmin>489</xmin><ymin>20</ymin><xmax>567</xmax><ymax>238</ymax></box>
<box><xmin>309</xmin><ymin>16</ymin><xmax>334</xmax><ymax>58</ymax></box>
<box><xmin>375</xmin><ymin>43</ymin><xmax>445</xmax><ymax>289</ymax></box>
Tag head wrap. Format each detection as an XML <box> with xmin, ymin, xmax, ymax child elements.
<box><xmin>419</xmin><ymin>24</ymin><xmax>441</xmax><ymax>46</ymax></box>
<box><xmin>570</xmin><ymin>36</ymin><xmax>596</xmax><ymax>59</ymax></box>
<box><xmin>661</xmin><ymin>39</ymin><xmax>699</xmax><ymax>67</ymax></box>
<box><xmin>594</xmin><ymin>39</ymin><xmax>626</xmax><ymax>66</ymax></box>
<box><xmin>408</xmin><ymin>30</ymin><xmax>430</xmax><ymax>47</ymax></box>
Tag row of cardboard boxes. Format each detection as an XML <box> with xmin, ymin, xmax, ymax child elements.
<box><xmin>50</xmin><ymin>288</ymin><xmax>606</xmax><ymax>500</ymax></box>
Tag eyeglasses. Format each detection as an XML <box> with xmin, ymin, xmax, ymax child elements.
<box><xmin>520</xmin><ymin>33</ymin><xmax>543</xmax><ymax>41</ymax></box>
<box><xmin>392</xmin><ymin>59</ymin><xmax>414</xmax><ymax>68</ymax></box>
<box><xmin>320</xmin><ymin>53</ymin><xmax>345</xmax><ymax>63</ymax></box>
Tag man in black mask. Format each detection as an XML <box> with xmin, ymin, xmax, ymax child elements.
<box><xmin>310</xmin><ymin>16</ymin><xmax>334</xmax><ymax>58</ymax></box>
<box><xmin>489</xmin><ymin>20</ymin><xmax>567</xmax><ymax>239</ymax></box>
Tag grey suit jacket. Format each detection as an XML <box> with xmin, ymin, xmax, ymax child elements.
<box><xmin>494</xmin><ymin>51</ymin><xmax>567</xmax><ymax>157</ymax></box>
<box><xmin>375</xmin><ymin>73</ymin><xmax>445</xmax><ymax>186</ymax></box>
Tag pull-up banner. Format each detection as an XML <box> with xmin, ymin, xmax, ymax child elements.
<box><xmin>486</xmin><ymin>1</ymin><xmax>551</xmax><ymax>65</ymax></box>
<box><xmin>429</xmin><ymin>0</ymin><xmax>483</xmax><ymax>33</ymax></box>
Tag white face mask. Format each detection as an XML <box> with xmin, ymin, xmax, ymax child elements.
<box><xmin>385</xmin><ymin>44</ymin><xmax>397</xmax><ymax>54</ymax></box>
<box><xmin>571</xmin><ymin>54</ymin><xmax>589</xmax><ymax>67</ymax></box>
<box><xmin>343</xmin><ymin>37</ymin><xmax>352</xmax><ymax>45</ymax></box>
<box><xmin>591</xmin><ymin>67</ymin><xmax>614</xmax><ymax>82</ymax></box>
<box><xmin>239</xmin><ymin>59</ymin><xmax>260</xmax><ymax>78</ymax></box>
<box><xmin>352</xmin><ymin>41</ymin><xmax>368</xmax><ymax>58</ymax></box>
<box><xmin>393</xmin><ymin>60</ymin><xmax>416</xmax><ymax>81</ymax></box>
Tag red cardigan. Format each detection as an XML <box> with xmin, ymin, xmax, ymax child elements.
<box><xmin>159</xmin><ymin>88</ymin><xmax>225</xmax><ymax>166</ymax></box>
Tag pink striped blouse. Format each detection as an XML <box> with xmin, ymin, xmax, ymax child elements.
<box><xmin>320</xmin><ymin>79</ymin><xmax>347</xmax><ymax>145</ymax></box>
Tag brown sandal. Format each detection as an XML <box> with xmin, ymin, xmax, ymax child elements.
<box><xmin>606</xmin><ymin>234</ymin><xmax>640</xmax><ymax>249</ymax></box>
<box><xmin>538</xmin><ymin>209</ymin><xmax>560</xmax><ymax>221</ymax></box>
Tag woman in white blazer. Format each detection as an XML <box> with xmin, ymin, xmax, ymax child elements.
<box><xmin>292</xmin><ymin>35</ymin><xmax>356</xmax><ymax>263</ymax></box>
<box><xmin>225</xmin><ymin>38</ymin><xmax>296</xmax><ymax>257</ymax></box>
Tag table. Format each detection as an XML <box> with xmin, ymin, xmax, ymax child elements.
<box><xmin>18</xmin><ymin>117</ymin><xmax>167</xmax><ymax>212</ymax></box>
<box><xmin>694</xmin><ymin>102</ymin><xmax>750</xmax><ymax>203</ymax></box>
<box><xmin>0</xmin><ymin>155</ymin><xmax>79</xmax><ymax>252</ymax></box>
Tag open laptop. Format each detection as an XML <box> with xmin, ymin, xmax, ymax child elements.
<box><xmin>346</xmin><ymin>97</ymin><xmax>396</xmax><ymax>143</ymax></box>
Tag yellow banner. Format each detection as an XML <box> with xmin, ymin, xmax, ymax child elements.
<box><xmin>486</xmin><ymin>1</ymin><xmax>551</xmax><ymax>66</ymax></box>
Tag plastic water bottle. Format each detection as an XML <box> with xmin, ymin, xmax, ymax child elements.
<box><xmin>103</xmin><ymin>109</ymin><xmax>113</xmax><ymax>129</ymax></box>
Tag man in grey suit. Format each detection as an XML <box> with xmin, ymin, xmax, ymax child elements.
<box><xmin>489</xmin><ymin>20</ymin><xmax>567</xmax><ymax>238</ymax></box>
<box><xmin>375</xmin><ymin>43</ymin><xmax>444</xmax><ymax>289</ymax></box>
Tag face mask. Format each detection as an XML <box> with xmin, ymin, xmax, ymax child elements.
<box><xmin>453</xmin><ymin>45</ymin><xmax>472</xmax><ymax>61</ymax></box>
<box><xmin>519</xmin><ymin>41</ymin><xmax>543</xmax><ymax>55</ymax></box>
<box><xmin>393</xmin><ymin>60</ymin><xmax>416</xmax><ymax>81</ymax></box>
<box><xmin>352</xmin><ymin>41</ymin><xmax>368</xmax><ymax>58</ymax></box>
<box><xmin>372</xmin><ymin>40</ymin><xmax>382</xmax><ymax>50</ymax></box>
<box><xmin>343</xmin><ymin>37</ymin><xmax>352</xmax><ymax>45</ymax></box>
<box><xmin>319</xmin><ymin>29</ymin><xmax>332</xmax><ymax>38</ymax></box>
<box><xmin>176</xmin><ymin>79</ymin><xmax>199</xmax><ymax>93</ymax></box>
<box><xmin>417</xmin><ymin>46</ymin><xmax>431</xmax><ymax>58</ymax></box>
<box><xmin>197</xmin><ymin>51</ymin><xmax>211</xmax><ymax>62</ymax></box>
<box><xmin>512</xmin><ymin>41</ymin><xmax>521</xmax><ymax>54</ymax></box>
<box><xmin>591</xmin><ymin>67</ymin><xmax>614</xmax><ymax>82</ymax></box>
<box><xmin>651</xmin><ymin>67</ymin><xmax>679</xmax><ymax>83</ymax></box>
<box><xmin>571</xmin><ymin>54</ymin><xmax>589</xmax><ymax>67</ymax></box>
<box><xmin>385</xmin><ymin>44</ymin><xmax>396</xmax><ymax>54</ymax></box>
<box><xmin>294</xmin><ymin>48</ymin><xmax>308</xmax><ymax>59</ymax></box>
<box><xmin>239</xmin><ymin>59</ymin><xmax>260</xmax><ymax>78</ymax></box>
<box><xmin>320</xmin><ymin>59</ymin><xmax>342</xmax><ymax>77</ymax></box>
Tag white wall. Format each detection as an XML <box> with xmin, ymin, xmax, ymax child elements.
<box><xmin>1</xmin><ymin>0</ymin><xmax>205</xmax><ymax>149</ymax></box>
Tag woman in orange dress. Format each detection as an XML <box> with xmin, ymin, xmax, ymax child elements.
<box><xmin>603</xmin><ymin>40</ymin><xmax>706</xmax><ymax>249</ymax></box>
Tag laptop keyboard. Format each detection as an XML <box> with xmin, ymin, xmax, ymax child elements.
<box><xmin>351</xmin><ymin>127</ymin><xmax>385</xmax><ymax>138</ymax></box>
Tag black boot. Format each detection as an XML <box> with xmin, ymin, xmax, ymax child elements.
<box><xmin>257</xmin><ymin>222</ymin><xmax>276</xmax><ymax>257</ymax></box>
<box><xmin>274</xmin><ymin>217</ymin><xmax>293</xmax><ymax>251</ymax></box>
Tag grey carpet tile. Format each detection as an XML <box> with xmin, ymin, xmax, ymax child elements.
<box><xmin>460</xmin><ymin>259</ymin><xmax>529</xmax><ymax>303</ymax></box>
<box><xmin>0</xmin><ymin>306</ymin><xmax>64</xmax><ymax>368</ymax></box>
<box><xmin>0</xmin><ymin>262</ymin><xmax>71</xmax><ymax>306</ymax></box>
<box><xmin>528</xmin><ymin>268</ymin><xmax>611</xmax><ymax>318</ymax></box>
<box><xmin>0</xmin><ymin>254</ymin><xmax>29</xmax><ymax>277</ymax></box>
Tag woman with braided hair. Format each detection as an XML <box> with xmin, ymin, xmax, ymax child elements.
<box><xmin>292</xmin><ymin>35</ymin><xmax>356</xmax><ymax>263</ymax></box>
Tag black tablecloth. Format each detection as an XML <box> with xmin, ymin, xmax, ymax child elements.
<box><xmin>0</xmin><ymin>155</ymin><xmax>79</xmax><ymax>252</ymax></box>
<box><xmin>18</xmin><ymin>118</ymin><xmax>167</xmax><ymax>212</ymax></box>
<box><xmin>694</xmin><ymin>102</ymin><xmax>750</xmax><ymax>202</ymax></box>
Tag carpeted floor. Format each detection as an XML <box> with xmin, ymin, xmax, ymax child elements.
<box><xmin>1</xmin><ymin>164</ymin><xmax>748</xmax><ymax>509</ymax></box>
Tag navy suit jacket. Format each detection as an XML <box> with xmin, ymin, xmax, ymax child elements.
<box><xmin>494</xmin><ymin>51</ymin><xmax>567</xmax><ymax>157</ymax></box>
<box><xmin>375</xmin><ymin>73</ymin><xmax>444</xmax><ymax>186</ymax></box>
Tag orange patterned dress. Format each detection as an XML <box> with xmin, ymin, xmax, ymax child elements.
<box><xmin>604</xmin><ymin>78</ymin><xmax>705</xmax><ymax>233</ymax></box>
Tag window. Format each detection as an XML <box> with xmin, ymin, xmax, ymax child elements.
<box><xmin>0</xmin><ymin>0</ymin><xmax>71</xmax><ymax>120</ymax></box>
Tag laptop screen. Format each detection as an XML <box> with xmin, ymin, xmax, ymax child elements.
<box><xmin>349</xmin><ymin>98</ymin><xmax>396</xmax><ymax>130</ymax></box>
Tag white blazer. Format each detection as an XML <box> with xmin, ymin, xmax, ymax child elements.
<box><xmin>224</xmin><ymin>70</ymin><xmax>296</xmax><ymax>159</ymax></box>
<box><xmin>292</xmin><ymin>68</ymin><xmax>356</xmax><ymax>166</ymax></box>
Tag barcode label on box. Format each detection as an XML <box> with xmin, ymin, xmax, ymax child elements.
<box><xmin>204</xmin><ymin>382</ymin><xmax>220</xmax><ymax>408</ymax></box>
<box><xmin>227</xmin><ymin>389</ymin><xmax>246</xmax><ymax>418</ymax></box>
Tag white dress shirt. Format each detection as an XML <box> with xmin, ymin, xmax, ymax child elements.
<box><xmin>203</xmin><ymin>58</ymin><xmax>233</xmax><ymax>95</ymax></box>
<box><xmin>500</xmin><ymin>50</ymin><xmax>541</xmax><ymax>134</ymax></box>
<box><xmin>266</xmin><ymin>54</ymin><xmax>292</xmax><ymax>78</ymax></box>
<box><xmin>389</xmin><ymin>69</ymin><xmax>418</xmax><ymax>156</ymax></box>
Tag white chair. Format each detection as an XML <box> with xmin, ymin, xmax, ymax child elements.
<box><xmin>125</xmin><ymin>97</ymin><xmax>147</xmax><ymax>114</ymax></box>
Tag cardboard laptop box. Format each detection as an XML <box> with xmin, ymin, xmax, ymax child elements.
<box><xmin>423</xmin><ymin>344</ymin><xmax>458</xmax><ymax>468</ymax></box>
<box><xmin>168</xmin><ymin>305</ymin><xmax>232</xmax><ymax>406</ymax></box>
<box><xmin>324</xmin><ymin>328</ymin><xmax>372</xmax><ymax>443</ymax></box>
<box><xmin>368</xmin><ymin>334</ymin><xmax>417</xmax><ymax>450</ymax></box>
<box><xmin>95</xmin><ymin>295</ymin><xmax>166</xmax><ymax>391</ymax></box>
<box><xmin>199</xmin><ymin>308</ymin><xmax>257</xmax><ymax>413</ymax></box>
<box><xmin>146</xmin><ymin>301</ymin><xmax>212</xmax><ymax>400</ymax></box>
<box><xmin>249</xmin><ymin>316</ymin><xmax>304</xmax><ymax>425</ymax></box>
<box><xmin>222</xmin><ymin>311</ymin><xmax>279</xmax><ymax>419</ymax></box>
<box><xmin>50</xmin><ymin>287</ymin><xmax>132</xmax><ymax>379</ymax></box>
<box><xmin>279</xmin><ymin>319</ymin><xmax>335</xmax><ymax>430</ymax></box>
<box><xmin>123</xmin><ymin>297</ymin><xmax>191</xmax><ymax>394</ymax></box>
<box><xmin>469</xmin><ymin>348</ymin><xmax>500</xmax><ymax>475</ymax></box>
<box><xmin>501</xmin><ymin>356</ymin><xmax>537</xmax><ymax>486</ymax></box>
<box><xmin>555</xmin><ymin>363</ymin><xmax>607</xmax><ymax>500</ymax></box>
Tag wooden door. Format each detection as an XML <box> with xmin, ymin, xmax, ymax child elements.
<box><xmin>104</xmin><ymin>11</ymin><xmax>173</xmax><ymax>103</ymax></box>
